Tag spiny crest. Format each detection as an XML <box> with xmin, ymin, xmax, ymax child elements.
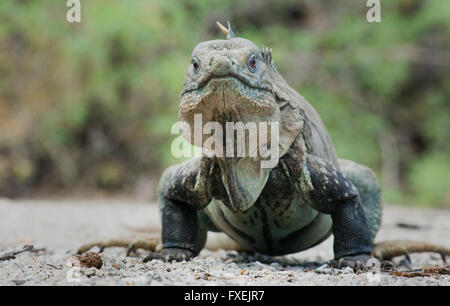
<box><xmin>261</xmin><ymin>46</ymin><xmax>273</xmax><ymax>66</ymax></box>
<box><xmin>216</xmin><ymin>21</ymin><xmax>235</xmax><ymax>39</ymax></box>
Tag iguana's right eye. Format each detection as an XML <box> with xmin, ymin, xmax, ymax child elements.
<box><xmin>192</xmin><ymin>58</ymin><xmax>200</xmax><ymax>73</ymax></box>
<box><xmin>247</xmin><ymin>54</ymin><xmax>257</xmax><ymax>73</ymax></box>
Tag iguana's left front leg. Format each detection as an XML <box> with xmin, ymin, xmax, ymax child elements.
<box><xmin>305</xmin><ymin>155</ymin><xmax>373</xmax><ymax>270</ymax></box>
<box><xmin>329</xmin><ymin>197</ymin><xmax>372</xmax><ymax>270</ymax></box>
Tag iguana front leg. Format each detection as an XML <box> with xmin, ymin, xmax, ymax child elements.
<box><xmin>143</xmin><ymin>198</ymin><xmax>204</xmax><ymax>262</ymax></box>
<box><xmin>143</xmin><ymin>157</ymin><xmax>215</xmax><ymax>262</ymax></box>
<box><xmin>304</xmin><ymin>155</ymin><xmax>373</xmax><ymax>269</ymax></box>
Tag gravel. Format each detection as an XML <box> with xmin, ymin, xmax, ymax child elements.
<box><xmin>0</xmin><ymin>198</ymin><xmax>448</xmax><ymax>286</ymax></box>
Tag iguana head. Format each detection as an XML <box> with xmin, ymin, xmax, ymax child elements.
<box><xmin>179</xmin><ymin>23</ymin><xmax>278</xmax><ymax>135</ymax></box>
<box><xmin>177</xmin><ymin>22</ymin><xmax>304</xmax><ymax>212</ymax></box>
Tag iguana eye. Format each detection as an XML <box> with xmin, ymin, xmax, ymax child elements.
<box><xmin>192</xmin><ymin>58</ymin><xmax>200</xmax><ymax>73</ymax></box>
<box><xmin>248</xmin><ymin>55</ymin><xmax>257</xmax><ymax>72</ymax></box>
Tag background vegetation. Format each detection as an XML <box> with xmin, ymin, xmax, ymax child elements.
<box><xmin>0</xmin><ymin>0</ymin><xmax>448</xmax><ymax>207</ymax></box>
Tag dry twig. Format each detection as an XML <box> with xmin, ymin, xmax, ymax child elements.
<box><xmin>0</xmin><ymin>245</ymin><xmax>34</xmax><ymax>261</ymax></box>
<box><xmin>391</xmin><ymin>265</ymin><xmax>450</xmax><ymax>278</ymax></box>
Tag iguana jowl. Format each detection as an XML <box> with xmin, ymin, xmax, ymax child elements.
<box><xmin>78</xmin><ymin>22</ymin><xmax>449</xmax><ymax>269</ymax></box>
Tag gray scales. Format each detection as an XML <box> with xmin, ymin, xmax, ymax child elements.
<box><xmin>78</xmin><ymin>22</ymin><xmax>449</xmax><ymax>269</ymax></box>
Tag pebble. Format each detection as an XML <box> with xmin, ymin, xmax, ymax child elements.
<box><xmin>341</xmin><ymin>267</ymin><xmax>354</xmax><ymax>274</ymax></box>
<box><xmin>315</xmin><ymin>264</ymin><xmax>332</xmax><ymax>274</ymax></box>
<box><xmin>222</xmin><ymin>272</ymin><xmax>235</xmax><ymax>279</ymax></box>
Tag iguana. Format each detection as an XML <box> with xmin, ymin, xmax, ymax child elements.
<box><xmin>78</xmin><ymin>22</ymin><xmax>449</xmax><ymax>269</ymax></box>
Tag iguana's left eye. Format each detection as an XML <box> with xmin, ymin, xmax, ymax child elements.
<box><xmin>248</xmin><ymin>55</ymin><xmax>257</xmax><ymax>72</ymax></box>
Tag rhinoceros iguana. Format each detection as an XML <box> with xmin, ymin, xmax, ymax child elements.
<box><xmin>78</xmin><ymin>22</ymin><xmax>449</xmax><ymax>270</ymax></box>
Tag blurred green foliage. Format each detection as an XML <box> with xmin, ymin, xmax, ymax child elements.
<box><xmin>0</xmin><ymin>0</ymin><xmax>448</xmax><ymax>207</ymax></box>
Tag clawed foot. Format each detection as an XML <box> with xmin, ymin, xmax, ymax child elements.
<box><xmin>329</xmin><ymin>254</ymin><xmax>372</xmax><ymax>271</ymax></box>
<box><xmin>329</xmin><ymin>254</ymin><xmax>395</xmax><ymax>272</ymax></box>
<box><xmin>143</xmin><ymin>248</ymin><xmax>195</xmax><ymax>263</ymax></box>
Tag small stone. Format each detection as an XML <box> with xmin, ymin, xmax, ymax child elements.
<box><xmin>12</xmin><ymin>280</ymin><xmax>26</xmax><ymax>286</ymax></box>
<box><xmin>222</xmin><ymin>272</ymin><xmax>235</xmax><ymax>279</ymax></box>
<box><xmin>83</xmin><ymin>268</ymin><xmax>97</xmax><ymax>277</ymax></box>
<box><xmin>315</xmin><ymin>264</ymin><xmax>332</xmax><ymax>275</ymax></box>
<box><xmin>270</xmin><ymin>262</ymin><xmax>282</xmax><ymax>268</ymax></box>
<box><xmin>341</xmin><ymin>267</ymin><xmax>354</xmax><ymax>274</ymax></box>
<box><xmin>250</xmin><ymin>261</ymin><xmax>267</xmax><ymax>269</ymax></box>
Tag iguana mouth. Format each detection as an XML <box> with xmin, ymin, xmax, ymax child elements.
<box><xmin>181</xmin><ymin>72</ymin><xmax>273</xmax><ymax>97</ymax></box>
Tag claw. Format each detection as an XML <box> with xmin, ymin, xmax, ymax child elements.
<box><xmin>403</xmin><ymin>252</ymin><xmax>411</xmax><ymax>264</ymax></box>
<box><xmin>380</xmin><ymin>260</ymin><xmax>395</xmax><ymax>271</ymax></box>
<box><xmin>439</xmin><ymin>251</ymin><xmax>447</xmax><ymax>264</ymax></box>
<box><xmin>143</xmin><ymin>251</ymin><xmax>164</xmax><ymax>263</ymax></box>
<box><xmin>143</xmin><ymin>248</ymin><xmax>195</xmax><ymax>263</ymax></box>
<box><xmin>354</xmin><ymin>260</ymin><xmax>366</xmax><ymax>272</ymax></box>
<box><xmin>329</xmin><ymin>254</ymin><xmax>371</xmax><ymax>271</ymax></box>
<box><xmin>126</xmin><ymin>243</ymin><xmax>136</xmax><ymax>257</ymax></box>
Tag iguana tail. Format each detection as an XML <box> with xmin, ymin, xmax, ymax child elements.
<box><xmin>77</xmin><ymin>230</ymin><xmax>245</xmax><ymax>255</ymax></box>
<box><xmin>372</xmin><ymin>240</ymin><xmax>450</xmax><ymax>263</ymax></box>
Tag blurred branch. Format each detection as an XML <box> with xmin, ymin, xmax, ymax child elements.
<box><xmin>0</xmin><ymin>245</ymin><xmax>34</xmax><ymax>261</ymax></box>
<box><xmin>291</xmin><ymin>45</ymin><xmax>450</xmax><ymax>72</ymax></box>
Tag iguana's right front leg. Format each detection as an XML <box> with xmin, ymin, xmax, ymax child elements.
<box><xmin>144</xmin><ymin>157</ymin><xmax>215</xmax><ymax>262</ymax></box>
<box><xmin>77</xmin><ymin>158</ymin><xmax>215</xmax><ymax>261</ymax></box>
<box><xmin>143</xmin><ymin>198</ymin><xmax>205</xmax><ymax>262</ymax></box>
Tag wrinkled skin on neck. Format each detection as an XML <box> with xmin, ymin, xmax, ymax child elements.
<box><xmin>178</xmin><ymin>37</ymin><xmax>335</xmax><ymax>212</ymax></box>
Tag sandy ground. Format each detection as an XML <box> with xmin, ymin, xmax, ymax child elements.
<box><xmin>0</xmin><ymin>198</ymin><xmax>449</xmax><ymax>286</ymax></box>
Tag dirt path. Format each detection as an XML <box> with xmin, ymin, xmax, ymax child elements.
<box><xmin>0</xmin><ymin>199</ymin><xmax>448</xmax><ymax>285</ymax></box>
